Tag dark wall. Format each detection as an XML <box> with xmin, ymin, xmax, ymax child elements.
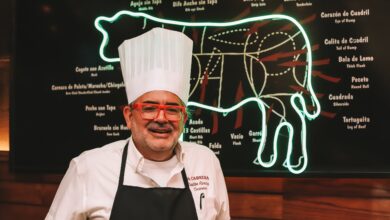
<box><xmin>0</xmin><ymin>0</ymin><xmax>12</xmax><ymax>57</ymax></box>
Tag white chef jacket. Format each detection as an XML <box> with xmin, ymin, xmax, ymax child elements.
<box><xmin>46</xmin><ymin>138</ymin><xmax>230</xmax><ymax>220</ymax></box>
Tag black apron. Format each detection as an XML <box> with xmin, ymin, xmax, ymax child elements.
<box><xmin>109</xmin><ymin>141</ymin><xmax>198</xmax><ymax>220</ymax></box>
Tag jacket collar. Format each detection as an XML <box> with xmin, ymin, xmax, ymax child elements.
<box><xmin>126</xmin><ymin>137</ymin><xmax>185</xmax><ymax>174</ymax></box>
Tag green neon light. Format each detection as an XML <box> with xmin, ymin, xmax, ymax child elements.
<box><xmin>188</xmin><ymin>97</ymin><xmax>307</xmax><ymax>174</ymax></box>
<box><xmin>94</xmin><ymin>11</ymin><xmax>321</xmax><ymax>174</ymax></box>
<box><xmin>188</xmin><ymin>98</ymin><xmax>267</xmax><ymax>169</ymax></box>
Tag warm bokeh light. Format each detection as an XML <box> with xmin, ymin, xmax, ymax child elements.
<box><xmin>0</xmin><ymin>123</ymin><xmax>9</xmax><ymax>151</ymax></box>
<box><xmin>0</xmin><ymin>57</ymin><xmax>10</xmax><ymax>151</ymax></box>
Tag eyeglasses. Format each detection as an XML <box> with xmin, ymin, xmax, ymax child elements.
<box><xmin>131</xmin><ymin>103</ymin><xmax>186</xmax><ymax>121</ymax></box>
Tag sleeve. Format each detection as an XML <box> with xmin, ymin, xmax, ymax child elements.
<box><xmin>214</xmin><ymin>157</ymin><xmax>231</xmax><ymax>220</ymax></box>
<box><xmin>45</xmin><ymin>158</ymin><xmax>88</xmax><ymax>220</ymax></box>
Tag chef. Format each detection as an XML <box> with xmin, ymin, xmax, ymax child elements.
<box><xmin>46</xmin><ymin>27</ymin><xmax>230</xmax><ymax>220</ymax></box>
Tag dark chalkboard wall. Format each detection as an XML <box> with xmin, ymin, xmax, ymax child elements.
<box><xmin>11</xmin><ymin>0</ymin><xmax>390</xmax><ymax>176</ymax></box>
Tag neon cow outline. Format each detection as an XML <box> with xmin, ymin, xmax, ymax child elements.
<box><xmin>94</xmin><ymin>11</ymin><xmax>321</xmax><ymax>174</ymax></box>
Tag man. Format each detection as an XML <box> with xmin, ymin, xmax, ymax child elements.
<box><xmin>46</xmin><ymin>28</ymin><xmax>230</xmax><ymax>220</ymax></box>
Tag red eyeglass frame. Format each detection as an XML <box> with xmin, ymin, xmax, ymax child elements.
<box><xmin>130</xmin><ymin>103</ymin><xmax>187</xmax><ymax>121</ymax></box>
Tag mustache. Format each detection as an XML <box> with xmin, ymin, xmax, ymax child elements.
<box><xmin>146</xmin><ymin>122</ymin><xmax>174</xmax><ymax>131</ymax></box>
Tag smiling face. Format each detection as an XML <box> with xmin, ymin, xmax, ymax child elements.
<box><xmin>123</xmin><ymin>90</ymin><xmax>187</xmax><ymax>161</ymax></box>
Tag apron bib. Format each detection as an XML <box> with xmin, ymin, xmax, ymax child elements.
<box><xmin>109</xmin><ymin>141</ymin><xmax>198</xmax><ymax>220</ymax></box>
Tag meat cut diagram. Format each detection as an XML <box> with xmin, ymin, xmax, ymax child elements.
<box><xmin>94</xmin><ymin>10</ymin><xmax>321</xmax><ymax>174</ymax></box>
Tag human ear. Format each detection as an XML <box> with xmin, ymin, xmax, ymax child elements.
<box><xmin>123</xmin><ymin>105</ymin><xmax>132</xmax><ymax>129</ymax></box>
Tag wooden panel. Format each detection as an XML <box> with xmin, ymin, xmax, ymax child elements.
<box><xmin>0</xmin><ymin>158</ymin><xmax>63</xmax><ymax>183</ymax></box>
<box><xmin>2</xmin><ymin>152</ymin><xmax>390</xmax><ymax>219</ymax></box>
<box><xmin>0</xmin><ymin>159</ymin><xmax>60</xmax><ymax>207</ymax></box>
<box><xmin>284</xmin><ymin>178</ymin><xmax>390</xmax><ymax>198</ymax></box>
<box><xmin>0</xmin><ymin>182</ymin><xmax>45</xmax><ymax>205</ymax></box>
<box><xmin>283</xmin><ymin>179</ymin><xmax>390</xmax><ymax>219</ymax></box>
<box><xmin>0</xmin><ymin>181</ymin><xmax>58</xmax><ymax>206</ymax></box>
<box><xmin>229</xmin><ymin>192</ymin><xmax>282</xmax><ymax>219</ymax></box>
<box><xmin>284</xmin><ymin>196</ymin><xmax>390</xmax><ymax>220</ymax></box>
<box><xmin>226</xmin><ymin>177</ymin><xmax>283</xmax><ymax>193</ymax></box>
<box><xmin>0</xmin><ymin>203</ymin><xmax>48</xmax><ymax>220</ymax></box>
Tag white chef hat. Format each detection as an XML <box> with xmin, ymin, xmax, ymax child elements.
<box><xmin>118</xmin><ymin>28</ymin><xmax>193</xmax><ymax>104</ymax></box>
